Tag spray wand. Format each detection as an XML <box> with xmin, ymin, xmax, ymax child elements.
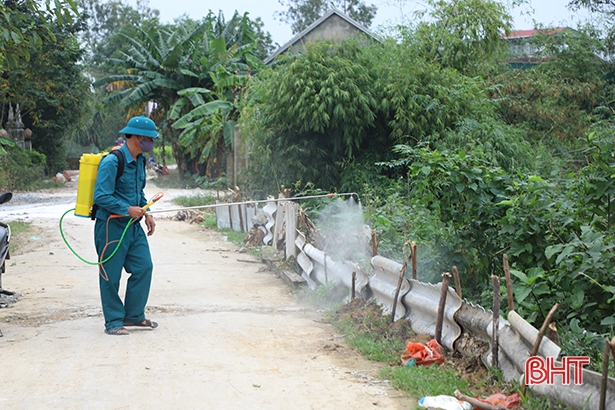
<box><xmin>109</xmin><ymin>191</ymin><xmax>164</xmax><ymax>219</ymax></box>
<box><xmin>145</xmin><ymin>192</ymin><xmax>358</xmax><ymax>215</ymax></box>
<box><xmin>60</xmin><ymin>191</ymin><xmax>357</xmax><ymax>265</ymax></box>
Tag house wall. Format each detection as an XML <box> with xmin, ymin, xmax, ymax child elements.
<box><xmin>506</xmin><ymin>38</ymin><xmax>541</xmax><ymax>58</ymax></box>
<box><xmin>286</xmin><ymin>14</ymin><xmax>370</xmax><ymax>55</ymax></box>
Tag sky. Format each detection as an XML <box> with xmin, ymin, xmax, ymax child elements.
<box><xmin>129</xmin><ymin>0</ymin><xmax>594</xmax><ymax>47</ymax></box>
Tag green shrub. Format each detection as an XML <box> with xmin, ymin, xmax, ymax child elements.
<box><xmin>152</xmin><ymin>145</ymin><xmax>175</xmax><ymax>165</ymax></box>
<box><xmin>0</xmin><ymin>147</ymin><xmax>50</xmax><ymax>190</ymax></box>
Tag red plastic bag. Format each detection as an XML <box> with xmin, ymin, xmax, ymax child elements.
<box><xmin>401</xmin><ymin>339</ymin><xmax>445</xmax><ymax>366</ymax></box>
<box><xmin>473</xmin><ymin>393</ymin><xmax>520</xmax><ymax>409</ymax></box>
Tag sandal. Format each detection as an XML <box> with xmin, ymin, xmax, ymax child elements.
<box><xmin>123</xmin><ymin>319</ymin><xmax>158</xmax><ymax>329</ymax></box>
<box><xmin>105</xmin><ymin>326</ymin><xmax>129</xmax><ymax>335</ymax></box>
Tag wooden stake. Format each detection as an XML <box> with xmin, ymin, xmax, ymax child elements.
<box><xmin>452</xmin><ymin>265</ymin><xmax>462</xmax><ymax>299</ymax></box>
<box><xmin>454</xmin><ymin>390</ymin><xmax>508</xmax><ymax>410</ymax></box>
<box><xmin>530</xmin><ymin>303</ymin><xmax>560</xmax><ymax>357</ymax></box>
<box><xmin>411</xmin><ymin>242</ymin><xmax>417</xmax><ymax>280</ymax></box>
<box><xmin>548</xmin><ymin>322</ymin><xmax>559</xmax><ymax>346</ymax></box>
<box><xmin>351</xmin><ymin>271</ymin><xmax>356</xmax><ymax>301</ymax></box>
<box><xmin>237</xmin><ymin>204</ymin><xmax>245</xmax><ymax>233</ymax></box>
<box><xmin>390</xmin><ymin>261</ymin><xmax>407</xmax><ymax>324</ymax></box>
<box><xmin>600</xmin><ymin>338</ymin><xmax>610</xmax><ymax>410</ymax></box>
<box><xmin>522</xmin><ymin>303</ymin><xmax>560</xmax><ymax>395</ymax></box>
<box><xmin>503</xmin><ymin>254</ymin><xmax>514</xmax><ymax>312</ymax></box>
<box><xmin>235</xmin><ymin>187</ymin><xmax>244</xmax><ymax>233</ymax></box>
<box><xmin>611</xmin><ymin>336</ymin><xmax>615</xmax><ymax>371</ymax></box>
<box><xmin>371</xmin><ymin>229</ymin><xmax>378</xmax><ymax>256</ymax></box>
<box><xmin>491</xmin><ymin>275</ymin><xmax>501</xmax><ymax>369</ymax></box>
<box><xmin>435</xmin><ymin>272</ymin><xmax>451</xmax><ymax>345</ymax></box>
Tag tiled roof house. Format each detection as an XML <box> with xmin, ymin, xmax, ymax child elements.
<box><xmin>264</xmin><ymin>8</ymin><xmax>380</xmax><ymax>65</ymax></box>
<box><xmin>501</xmin><ymin>27</ymin><xmax>571</xmax><ymax>69</ymax></box>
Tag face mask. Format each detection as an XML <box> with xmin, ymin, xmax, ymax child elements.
<box><xmin>139</xmin><ymin>138</ymin><xmax>155</xmax><ymax>152</ymax></box>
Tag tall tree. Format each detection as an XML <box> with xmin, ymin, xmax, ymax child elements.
<box><xmin>78</xmin><ymin>0</ymin><xmax>160</xmax><ymax>71</ymax></box>
<box><xmin>74</xmin><ymin>0</ymin><xmax>163</xmax><ymax>150</ymax></box>
<box><xmin>0</xmin><ymin>0</ymin><xmax>78</xmax><ymax>68</ymax></box>
<box><xmin>94</xmin><ymin>12</ymin><xmax>265</xmax><ymax>178</ymax></box>
<box><xmin>1</xmin><ymin>14</ymin><xmax>91</xmax><ymax>173</ymax></box>
<box><xmin>569</xmin><ymin>0</ymin><xmax>615</xmax><ymax>53</ymax></box>
<box><xmin>409</xmin><ymin>0</ymin><xmax>512</xmax><ymax>76</ymax></box>
<box><xmin>276</xmin><ymin>0</ymin><xmax>377</xmax><ymax>34</ymax></box>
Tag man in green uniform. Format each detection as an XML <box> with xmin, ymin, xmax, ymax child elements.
<box><xmin>93</xmin><ymin>115</ymin><xmax>159</xmax><ymax>335</ymax></box>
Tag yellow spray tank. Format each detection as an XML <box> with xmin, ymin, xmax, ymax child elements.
<box><xmin>74</xmin><ymin>153</ymin><xmax>106</xmax><ymax>218</ymax></box>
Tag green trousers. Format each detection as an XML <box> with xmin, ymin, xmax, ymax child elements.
<box><xmin>95</xmin><ymin>218</ymin><xmax>153</xmax><ymax>330</ymax></box>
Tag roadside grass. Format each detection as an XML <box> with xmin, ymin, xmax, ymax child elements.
<box><xmin>7</xmin><ymin>221</ymin><xmax>31</xmax><ymax>253</ymax></box>
<box><xmin>27</xmin><ymin>179</ymin><xmax>65</xmax><ymax>190</ymax></box>
<box><xmin>334</xmin><ymin>315</ymin><xmax>406</xmax><ymax>363</ymax></box>
<box><xmin>219</xmin><ymin>228</ymin><xmax>261</xmax><ymax>259</ymax></box>
<box><xmin>202</xmin><ymin>213</ymin><xmax>216</xmax><ymax>229</ymax></box>
<box><xmin>171</xmin><ymin>194</ymin><xmax>217</xmax><ymax>226</ymax></box>
<box><xmin>8</xmin><ymin>221</ymin><xmax>30</xmax><ymax>235</ymax></box>
<box><xmin>330</xmin><ymin>299</ymin><xmax>410</xmax><ymax>363</ymax></box>
<box><xmin>382</xmin><ymin>365</ymin><xmax>469</xmax><ymax>399</ymax></box>
<box><xmin>220</xmin><ymin>229</ymin><xmax>246</xmax><ymax>246</ymax></box>
<box><xmin>173</xmin><ymin>194</ymin><xmax>216</xmax><ymax>208</ymax></box>
<box><xmin>294</xmin><ymin>281</ymin><xmax>348</xmax><ymax>312</ymax></box>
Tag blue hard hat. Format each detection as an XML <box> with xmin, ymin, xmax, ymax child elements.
<box><xmin>119</xmin><ymin>116</ymin><xmax>159</xmax><ymax>138</ymax></box>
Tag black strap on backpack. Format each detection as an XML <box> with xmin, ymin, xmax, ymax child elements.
<box><xmin>90</xmin><ymin>150</ymin><xmax>125</xmax><ymax>220</ymax></box>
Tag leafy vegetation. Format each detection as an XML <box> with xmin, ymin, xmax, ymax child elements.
<box><xmin>411</xmin><ymin>0</ymin><xmax>513</xmax><ymax>76</ymax></box>
<box><xmin>92</xmin><ymin>11</ymin><xmax>267</xmax><ymax>180</ymax></box>
<box><xmin>1</xmin><ymin>7</ymin><xmax>92</xmax><ymax>174</ymax></box>
<box><xmin>0</xmin><ymin>0</ymin><xmax>78</xmax><ymax>68</ymax></box>
<box><xmin>0</xmin><ymin>146</ymin><xmax>61</xmax><ymax>191</ymax></box>
<box><xmin>240</xmin><ymin>0</ymin><xmax>615</xmax><ymax>356</ymax></box>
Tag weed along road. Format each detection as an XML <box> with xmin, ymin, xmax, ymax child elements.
<box><xmin>0</xmin><ymin>182</ymin><xmax>413</xmax><ymax>409</ymax></box>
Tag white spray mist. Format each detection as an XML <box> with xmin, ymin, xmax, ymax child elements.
<box><xmin>314</xmin><ymin>196</ymin><xmax>372</xmax><ymax>271</ymax></box>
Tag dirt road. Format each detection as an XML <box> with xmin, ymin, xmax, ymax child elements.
<box><xmin>0</xmin><ymin>181</ymin><xmax>413</xmax><ymax>409</ymax></box>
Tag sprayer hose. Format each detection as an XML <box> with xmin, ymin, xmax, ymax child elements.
<box><xmin>59</xmin><ymin>208</ymin><xmax>133</xmax><ymax>266</ymax></box>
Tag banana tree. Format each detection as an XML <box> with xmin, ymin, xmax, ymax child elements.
<box><xmin>169</xmin><ymin>23</ymin><xmax>265</xmax><ymax>178</ymax></box>
<box><xmin>92</xmin><ymin>21</ymin><xmax>210</xmax><ymax>174</ymax></box>
<box><xmin>93</xmin><ymin>12</ymin><xmax>265</xmax><ymax>178</ymax></box>
<box><xmin>169</xmin><ymin>66</ymin><xmax>240</xmax><ymax>178</ymax></box>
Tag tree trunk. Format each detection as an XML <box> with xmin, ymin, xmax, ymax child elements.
<box><xmin>166</xmin><ymin>122</ymin><xmax>189</xmax><ymax>179</ymax></box>
<box><xmin>207</xmin><ymin>134</ymin><xmax>228</xmax><ymax>180</ymax></box>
